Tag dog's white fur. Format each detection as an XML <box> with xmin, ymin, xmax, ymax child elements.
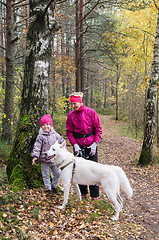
<box><xmin>47</xmin><ymin>141</ymin><xmax>133</xmax><ymax>220</ymax></box>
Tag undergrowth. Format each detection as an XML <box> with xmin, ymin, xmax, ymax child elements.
<box><xmin>52</xmin><ymin>113</ymin><xmax>67</xmax><ymax>137</ymax></box>
<box><xmin>0</xmin><ymin>141</ymin><xmax>12</xmax><ymax>163</ymax></box>
<box><xmin>117</xmin><ymin>123</ymin><xmax>144</xmax><ymax>140</ymax></box>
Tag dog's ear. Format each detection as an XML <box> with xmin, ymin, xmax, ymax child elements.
<box><xmin>60</xmin><ymin>141</ymin><xmax>66</xmax><ymax>148</ymax></box>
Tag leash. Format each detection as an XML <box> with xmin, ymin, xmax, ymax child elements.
<box><xmin>60</xmin><ymin>159</ymin><xmax>76</xmax><ymax>179</ymax></box>
<box><xmin>72</xmin><ymin>159</ymin><xmax>76</xmax><ymax>179</ymax></box>
<box><xmin>73</xmin><ymin>131</ymin><xmax>94</xmax><ymax>156</ymax></box>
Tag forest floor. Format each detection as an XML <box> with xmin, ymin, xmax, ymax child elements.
<box><xmin>0</xmin><ymin>115</ymin><xmax>159</xmax><ymax>239</ymax></box>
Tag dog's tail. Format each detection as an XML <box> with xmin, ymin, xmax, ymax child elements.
<box><xmin>113</xmin><ymin>166</ymin><xmax>133</xmax><ymax>199</ymax></box>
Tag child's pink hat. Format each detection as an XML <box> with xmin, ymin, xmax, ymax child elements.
<box><xmin>40</xmin><ymin>115</ymin><xmax>53</xmax><ymax>127</ymax></box>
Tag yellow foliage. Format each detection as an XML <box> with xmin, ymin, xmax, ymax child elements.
<box><xmin>55</xmin><ymin>95</ymin><xmax>69</xmax><ymax>114</ymax></box>
<box><xmin>109</xmin><ymin>2</ymin><xmax>158</xmax><ymax>101</ymax></box>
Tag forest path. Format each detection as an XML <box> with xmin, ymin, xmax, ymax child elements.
<box><xmin>1</xmin><ymin>115</ymin><xmax>158</xmax><ymax>239</ymax></box>
<box><xmin>98</xmin><ymin>115</ymin><xmax>159</xmax><ymax>239</ymax></box>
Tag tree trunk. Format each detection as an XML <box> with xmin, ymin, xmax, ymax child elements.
<box><xmin>138</xmin><ymin>11</ymin><xmax>159</xmax><ymax>165</ymax></box>
<box><xmin>6</xmin><ymin>0</ymin><xmax>59</xmax><ymax>189</ymax></box>
<box><xmin>2</xmin><ymin>0</ymin><xmax>15</xmax><ymax>142</ymax></box>
<box><xmin>75</xmin><ymin>0</ymin><xmax>80</xmax><ymax>91</ymax></box>
<box><xmin>116</xmin><ymin>64</ymin><xmax>120</xmax><ymax>121</ymax></box>
<box><xmin>104</xmin><ymin>82</ymin><xmax>107</xmax><ymax>109</ymax></box>
<box><xmin>50</xmin><ymin>39</ymin><xmax>56</xmax><ymax>117</ymax></box>
<box><xmin>80</xmin><ymin>0</ymin><xmax>85</xmax><ymax>92</ymax></box>
<box><xmin>0</xmin><ymin>1</ymin><xmax>5</xmax><ymax>80</ymax></box>
<box><xmin>66</xmin><ymin>21</ymin><xmax>71</xmax><ymax>111</ymax></box>
<box><xmin>66</xmin><ymin>22</ymin><xmax>70</xmax><ymax>98</ymax></box>
<box><xmin>61</xmin><ymin>27</ymin><xmax>65</xmax><ymax>96</ymax></box>
<box><xmin>157</xmin><ymin>88</ymin><xmax>159</xmax><ymax>145</ymax></box>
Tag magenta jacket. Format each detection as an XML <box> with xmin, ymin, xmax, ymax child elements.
<box><xmin>66</xmin><ymin>105</ymin><xmax>102</xmax><ymax>147</ymax></box>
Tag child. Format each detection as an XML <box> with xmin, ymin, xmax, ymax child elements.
<box><xmin>32</xmin><ymin>114</ymin><xmax>65</xmax><ymax>195</ymax></box>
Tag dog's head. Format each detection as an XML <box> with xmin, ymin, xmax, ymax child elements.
<box><xmin>47</xmin><ymin>140</ymin><xmax>66</xmax><ymax>159</ymax></box>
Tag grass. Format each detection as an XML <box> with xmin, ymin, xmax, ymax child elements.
<box><xmin>33</xmin><ymin>207</ymin><xmax>40</xmax><ymax>220</ymax></box>
<box><xmin>87</xmin><ymin>212</ymin><xmax>100</xmax><ymax>223</ymax></box>
<box><xmin>96</xmin><ymin>107</ymin><xmax>115</xmax><ymax>116</ymax></box>
<box><xmin>117</xmin><ymin>123</ymin><xmax>144</xmax><ymax>140</ymax></box>
<box><xmin>96</xmin><ymin>108</ymin><xmax>144</xmax><ymax>140</ymax></box>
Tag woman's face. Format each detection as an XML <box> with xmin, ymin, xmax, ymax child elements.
<box><xmin>42</xmin><ymin>123</ymin><xmax>51</xmax><ymax>132</ymax></box>
<box><xmin>71</xmin><ymin>102</ymin><xmax>83</xmax><ymax>111</ymax></box>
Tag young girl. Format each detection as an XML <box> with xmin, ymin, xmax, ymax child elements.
<box><xmin>32</xmin><ymin>114</ymin><xmax>65</xmax><ymax>195</ymax></box>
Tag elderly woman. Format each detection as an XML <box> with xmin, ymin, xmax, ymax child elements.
<box><xmin>66</xmin><ymin>92</ymin><xmax>102</xmax><ymax>200</ymax></box>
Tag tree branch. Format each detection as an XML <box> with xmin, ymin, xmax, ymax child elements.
<box><xmin>13</xmin><ymin>0</ymin><xmax>27</xmax><ymax>6</ymax></box>
<box><xmin>79</xmin><ymin>0</ymin><xmax>100</xmax><ymax>24</ymax></box>
<box><xmin>0</xmin><ymin>0</ymin><xmax>6</xmax><ymax>7</ymax></box>
<box><xmin>13</xmin><ymin>0</ymin><xmax>29</xmax><ymax>8</ymax></box>
<box><xmin>0</xmin><ymin>45</ymin><xmax>6</xmax><ymax>51</ymax></box>
<box><xmin>80</xmin><ymin>0</ymin><xmax>92</xmax><ymax>8</ymax></box>
<box><xmin>131</xmin><ymin>26</ymin><xmax>156</xmax><ymax>38</ymax></box>
<box><xmin>56</xmin><ymin>0</ymin><xmax>68</xmax><ymax>4</ymax></box>
<box><xmin>43</xmin><ymin>0</ymin><xmax>55</xmax><ymax>16</ymax></box>
<box><xmin>153</xmin><ymin>0</ymin><xmax>159</xmax><ymax>10</ymax></box>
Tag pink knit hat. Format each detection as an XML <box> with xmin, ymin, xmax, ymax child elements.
<box><xmin>40</xmin><ymin>115</ymin><xmax>53</xmax><ymax>127</ymax></box>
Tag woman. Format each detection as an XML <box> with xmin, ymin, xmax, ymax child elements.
<box><xmin>66</xmin><ymin>92</ymin><xmax>102</xmax><ymax>200</ymax></box>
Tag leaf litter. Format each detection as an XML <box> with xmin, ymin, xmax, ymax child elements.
<box><xmin>0</xmin><ymin>115</ymin><xmax>158</xmax><ymax>239</ymax></box>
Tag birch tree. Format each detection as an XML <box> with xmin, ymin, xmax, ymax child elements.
<box><xmin>6</xmin><ymin>0</ymin><xmax>59</xmax><ymax>189</ymax></box>
<box><xmin>2</xmin><ymin>0</ymin><xmax>15</xmax><ymax>142</ymax></box>
<box><xmin>138</xmin><ymin>0</ymin><xmax>159</xmax><ymax>165</ymax></box>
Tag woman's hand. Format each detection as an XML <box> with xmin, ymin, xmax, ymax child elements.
<box><xmin>88</xmin><ymin>142</ymin><xmax>97</xmax><ymax>156</ymax></box>
<box><xmin>73</xmin><ymin>143</ymin><xmax>81</xmax><ymax>156</ymax></box>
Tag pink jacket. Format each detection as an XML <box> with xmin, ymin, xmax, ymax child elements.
<box><xmin>66</xmin><ymin>105</ymin><xmax>102</xmax><ymax>147</ymax></box>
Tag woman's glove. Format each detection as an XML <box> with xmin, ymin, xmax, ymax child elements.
<box><xmin>88</xmin><ymin>142</ymin><xmax>97</xmax><ymax>156</ymax></box>
<box><xmin>73</xmin><ymin>143</ymin><xmax>81</xmax><ymax>156</ymax></box>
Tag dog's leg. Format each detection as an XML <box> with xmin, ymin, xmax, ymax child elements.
<box><xmin>73</xmin><ymin>184</ymin><xmax>82</xmax><ymax>201</ymax></box>
<box><xmin>101</xmin><ymin>179</ymin><xmax>121</xmax><ymax>221</ymax></box>
<box><xmin>108</xmin><ymin>193</ymin><xmax>121</xmax><ymax>221</ymax></box>
<box><xmin>58</xmin><ymin>183</ymin><xmax>71</xmax><ymax>210</ymax></box>
<box><xmin>117</xmin><ymin>194</ymin><xmax>123</xmax><ymax>212</ymax></box>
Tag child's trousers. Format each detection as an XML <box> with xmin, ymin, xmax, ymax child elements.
<box><xmin>41</xmin><ymin>162</ymin><xmax>61</xmax><ymax>190</ymax></box>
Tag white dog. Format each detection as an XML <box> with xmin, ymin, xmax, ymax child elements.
<box><xmin>47</xmin><ymin>141</ymin><xmax>133</xmax><ymax>220</ymax></box>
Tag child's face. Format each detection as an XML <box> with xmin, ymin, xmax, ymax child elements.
<box><xmin>42</xmin><ymin>123</ymin><xmax>51</xmax><ymax>132</ymax></box>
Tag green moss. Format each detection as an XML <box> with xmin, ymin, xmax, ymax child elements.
<box><xmin>138</xmin><ymin>148</ymin><xmax>151</xmax><ymax>166</ymax></box>
<box><xmin>6</xmin><ymin>112</ymin><xmax>43</xmax><ymax>189</ymax></box>
<box><xmin>7</xmin><ymin>154</ymin><xmax>43</xmax><ymax>189</ymax></box>
<box><xmin>9</xmin><ymin>163</ymin><xmax>23</xmax><ymax>182</ymax></box>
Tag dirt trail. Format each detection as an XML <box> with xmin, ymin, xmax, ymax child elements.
<box><xmin>99</xmin><ymin>115</ymin><xmax>159</xmax><ymax>239</ymax></box>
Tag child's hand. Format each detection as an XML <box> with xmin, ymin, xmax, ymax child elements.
<box><xmin>32</xmin><ymin>158</ymin><xmax>37</xmax><ymax>165</ymax></box>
